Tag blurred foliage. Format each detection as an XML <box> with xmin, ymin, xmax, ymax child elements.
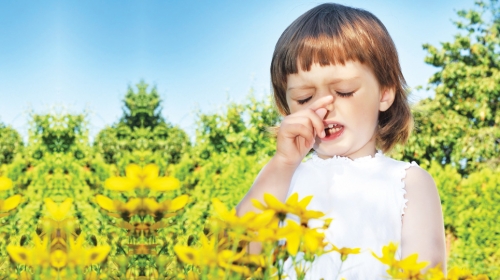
<box><xmin>0</xmin><ymin>123</ymin><xmax>23</xmax><ymax>166</ymax></box>
<box><xmin>429</xmin><ymin>162</ymin><xmax>500</xmax><ymax>277</ymax></box>
<box><xmin>93</xmin><ymin>81</ymin><xmax>190</xmax><ymax>173</ymax></box>
<box><xmin>0</xmin><ymin>112</ymin><xmax>112</xmax><ymax>278</ymax></box>
<box><xmin>393</xmin><ymin>0</ymin><xmax>500</xmax><ymax>175</ymax></box>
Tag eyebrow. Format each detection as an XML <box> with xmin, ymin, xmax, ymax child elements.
<box><xmin>287</xmin><ymin>77</ymin><xmax>360</xmax><ymax>91</ymax></box>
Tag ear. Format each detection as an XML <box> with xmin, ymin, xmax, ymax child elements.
<box><xmin>379</xmin><ymin>87</ymin><xmax>396</xmax><ymax>112</ymax></box>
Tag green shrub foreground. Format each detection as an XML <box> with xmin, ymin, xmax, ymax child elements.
<box><xmin>0</xmin><ymin>1</ymin><xmax>498</xmax><ymax>278</ymax></box>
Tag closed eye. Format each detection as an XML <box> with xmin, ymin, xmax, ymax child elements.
<box><xmin>297</xmin><ymin>96</ymin><xmax>312</xmax><ymax>104</ymax></box>
<box><xmin>336</xmin><ymin>91</ymin><xmax>354</xmax><ymax>97</ymax></box>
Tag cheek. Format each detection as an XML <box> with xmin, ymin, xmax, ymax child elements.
<box><xmin>349</xmin><ymin>97</ymin><xmax>380</xmax><ymax>127</ymax></box>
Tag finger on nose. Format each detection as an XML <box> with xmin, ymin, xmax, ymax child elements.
<box><xmin>313</xmin><ymin>95</ymin><xmax>334</xmax><ymax>109</ymax></box>
<box><xmin>315</xmin><ymin>108</ymin><xmax>327</xmax><ymax>118</ymax></box>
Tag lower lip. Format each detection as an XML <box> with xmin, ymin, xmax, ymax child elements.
<box><xmin>321</xmin><ymin>126</ymin><xmax>344</xmax><ymax>141</ymax></box>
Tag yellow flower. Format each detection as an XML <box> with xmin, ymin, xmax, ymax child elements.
<box><xmin>251</xmin><ymin>225</ymin><xmax>281</xmax><ymax>243</ymax></box>
<box><xmin>0</xmin><ymin>176</ymin><xmax>13</xmax><ymax>191</ymax></box>
<box><xmin>95</xmin><ymin>195</ymin><xmax>142</xmax><ymax>218</ymax></box>
<box><xmin>174</xmin><ymin>235</ymin><xmax>218</xmax><ymax>267</ymax></box>
<box><xmin>144</xmin><ymin>194</ymin><xmax>189</xmax><ymax>214</ymax></box>
<box><xmin>372</xmin><ymin>242</ymin><xmax>398</xmax><ymax>266</ymax></box>
<box><xmin>252</xmin><ymin>193</ymin><xmax>296</xmax><ymax>221</ymax></box>
<box><xmin>85</xmin><ymin>271</ymin><xmax>99</xmax><ymax>280</ymax></box>
<box><xmin>393</xmin><ymin>254</ymin><xmax>429</xmax><ymax>279</ymax></box>
<box><xmin>96</xmin><ymin>195</ymin><xmax>188</xmax><ymax>221</ymax></box>
<box><xmin>285</xmin><ymin>193</ymin><xmax>325</xmax><ymax>224</ymax></box>
<box><xmin>217</xmin><ymin>248</ymin><xmax>251</xmax><ymax>276</ymax></box>
<box><xmin>7</xmin><ymin>234</ymin><xmax>50</xmax><ymax>268</ymax></box>
<box><xmin>373</xmin><ymin>243</ymin><xmax>434</xmax><ymax>279</ymax></box>
<box><xmin>0</xmin><ymin>194</ymin><xmax>22</xmax><ymax>212</ymax></box>
<box><xmin>175</xmin><ymin>235</ymin><xmax>253</xmax><ymax>277</ymax></box>
<box><xmin>44</xmin><ymin>197</ymin><xmax>73</xmax><ymax>221</ymax></box>
<box><xmin>253</xmin><ymin>193</ymin><xmax>324</xmax><ymax>224</ymax></box>
<box><xmin>277</xmin><ymin>219</ymin><xmax>326</xmax><ymax>256</ymax></box>
<box><xmin>6</xmin><ymin>245</ymin><xmax>32</xmax><ymax>265</ymax></box>
<box><xmin>177</xmin><ymin>271</ymin><xmax>200</xmax><ymax>280</ymax></box>
<box><xmin>104</xmin><ymin>163</ymin><xmax>180</xmax><ymax>192</ymax></box>
<box><xmin>212</xmin><ymin>198</ymin><xmax>276</xmax><ymax>232</ymax></box>
<box><xmin>20</xmin><ymin>271</ymin><xmax>31</xmax><ymax>280</ymax></box>
<box><xmin>50</xmin><ymin>249</ymin><xmax>67</xmax><ymax>268</ymax></box>
<box><xmin>446</xmin><ymin>267</ymin><xmax>487</xmax><ymax>280</ymax></box>
<box><xmin>331</xmin><ymin>245</ymin><xmax>361</xmax><ymax>261</ymax></box>
<box><xmin>423</xmin><ymin>265</ymin><xmax>445</xmax><ymax>280</ymax></box>
<box><xmin>66</xmin><ymin>234</ymin><xmax>111</xmax><ymax>268</ymax></box>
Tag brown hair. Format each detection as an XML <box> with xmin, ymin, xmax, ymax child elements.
<box><xmin>270</xmin><ymin>3</ymin><xmax>413</xmax><ymax>152</ymax></box>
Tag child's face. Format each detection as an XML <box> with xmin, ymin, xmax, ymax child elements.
<box><xmin>286</xmin><ymin>61</ymin><xmax>394</xmax><ymax>159</ymax></box>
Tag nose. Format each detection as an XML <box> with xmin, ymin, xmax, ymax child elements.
<box><xmin>323</xmin><ymin>93</ymin><xmax>336</xmax><ymax>112</ymax></box>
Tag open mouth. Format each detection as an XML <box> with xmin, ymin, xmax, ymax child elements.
<box><xmin>324</xmin><ymin>123</ymin><xmax>343</xmax><ymax>137</ymax></box>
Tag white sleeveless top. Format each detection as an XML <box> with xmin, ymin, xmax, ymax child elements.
<box><xmin>283</xmin><ymin>151</ymin><xmax>418</xmax><ymax>280</ymax></box>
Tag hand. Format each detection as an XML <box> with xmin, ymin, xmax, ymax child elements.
<box><xmin>275</xmin><ymin>95</ymin><xmax>333</xmax><ymax>167</ymax></box>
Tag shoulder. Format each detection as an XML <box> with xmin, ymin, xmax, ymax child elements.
<box><xmin>402</xmin><ymin>165</ymin><xmax>443</xmax><ymax>227</ymax></box>
<box><xmin>404</xmin><ymin>166</ymin><xmax>439</xmax><ymax>199</ymax></box>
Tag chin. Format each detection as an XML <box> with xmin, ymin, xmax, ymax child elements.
<box><xmin>314</xmin><ymin>146</ymin><xmax>351</xmax><ymax>158</ymax></box>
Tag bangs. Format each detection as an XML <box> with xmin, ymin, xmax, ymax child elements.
<box><xmin>295</xmin><ymin>33</ymin><xmax>371</xmax><ymax>72</ymax></box>
<box><xmin>274</xmin><ymin>7</ymin><xmax>389</xmax><ymax>81</ymax></box>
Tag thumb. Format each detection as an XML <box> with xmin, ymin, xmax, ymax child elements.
<box><xmin>315</xmin><ymin>108</ymin><xmax>328</xmax><ymax>119</ymax></box>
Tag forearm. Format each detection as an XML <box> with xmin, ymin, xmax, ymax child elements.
<box><xmin>236</xmin><ymin>155</ymin><xmax>297</xmax><ymax>217</ymax></box>
<box><xmin>236</xmin><ymin>155</ymin><xmax>297</xmax><ymax>254</ymax></box>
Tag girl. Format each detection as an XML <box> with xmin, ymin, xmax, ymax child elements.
<box><xmin>236</xmin><ymin>3</ymin><xmax>446</xmax><ymax>279</ymax></box>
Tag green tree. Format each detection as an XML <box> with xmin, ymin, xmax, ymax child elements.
<box><xmin>93</xmin><ymin>81</ymin><xmax>190</xmax><ymax>173</ymax></box>
<box><xmin>394</xmin><ymin>0</ymin><xmax>500</xmax><ymax>175</ymax></box>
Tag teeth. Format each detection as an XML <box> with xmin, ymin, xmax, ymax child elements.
<box><xmin>324</xmin><ymin>124</ymin><xmax>342</xmax><ymax>135</ymax></box>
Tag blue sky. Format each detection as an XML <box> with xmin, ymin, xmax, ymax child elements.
<box><xmin>0</xmin><ymin>0</ymin><xmax>474</xmax><ymax>140</ymax></box>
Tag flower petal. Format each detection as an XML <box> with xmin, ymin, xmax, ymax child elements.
<box><xmin>95</xmin><ymin>195</ymin><xmax>118</xmax><ymax>212</ymax></box>
<box><xmin>125</xmin><ymin>164</ymin><xmax>143</xmax><ymax>180</ymax></box>
<box><xmin>248</xmin><ymin>209</ymin><xmax>275</xmax><ymax>229</ymax></box>
<box><xmin>169</xmin><ymin>195</ymin><xmax>189</xmax><ymax>211</ymax></box>
<box><xmin>143</xmin><ymin>164</ymin><xmax>160</xmax><ymax>183</ymax></box>
<box><xmin>147</xmin><ymin>177</ymin><xmax>180</xmax><ymax>192</ymax></box>
<box><xmin>7</xmin><ymin>245</ymin><xmax>32</xmax><ymax>265</ymax></box>
<box><xmin>0</xmin><ymin>177</ymin><xmax>13</xmax><ymax>191</ymax></box>
<box><xmin>174</xmin><ymin>245</ymin><xmax>198</xmax><ymax>265</ymax></box>
<box><xmin>298</xmin><ymin>196</ymin><xmax>313</xmax><ymax>209</ymax></box>
<box><xmin>122</xmin><ymin>198</ymin><xmax>142</xmax><ymax>213</ymax></box>
<box><xmin>286</xmin><ymin>234</ymin><xmax>300</xmax><ymax>256</ymax></box>
<box><xmin>144</xmin><ymin>198</ymin><xmax>161</xmax><ymax>213</ymax></box>
<box><xmin>50</xmin><ymin>250</ymin><xmax>67</xmax><ymax>268</ymax></box>
<box><xmin>264</xmin><ymin>193</ymin><xmax>286</xmax><ymax>211</ymax></box>
<box><xmin>104</xmin><ymin>177</ymin><xmax>138</xmax><ymax>191</ymax></box>
<box><xmin>1</xmin><ymin>194</ymin><xmax>22</xmax><ymax>212</ymax></box>
<box><xmin>286</xmin><ymin>193</ymin><xmax>299</xmax><ymax>206</ymax></box>
<box><xmin>212</xmin><ymin>198</ymin><xmax>229</xmax><ymax>218</ymax></box>
<box><xmin>86</xmin><ymin>245</ymin><xmax>111</xmax><ymax>266</ymax></box>
<box><xmin>251</xmin><ymin>199</ymin><xmax>267</xmax><ymax>211</ymax></box>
